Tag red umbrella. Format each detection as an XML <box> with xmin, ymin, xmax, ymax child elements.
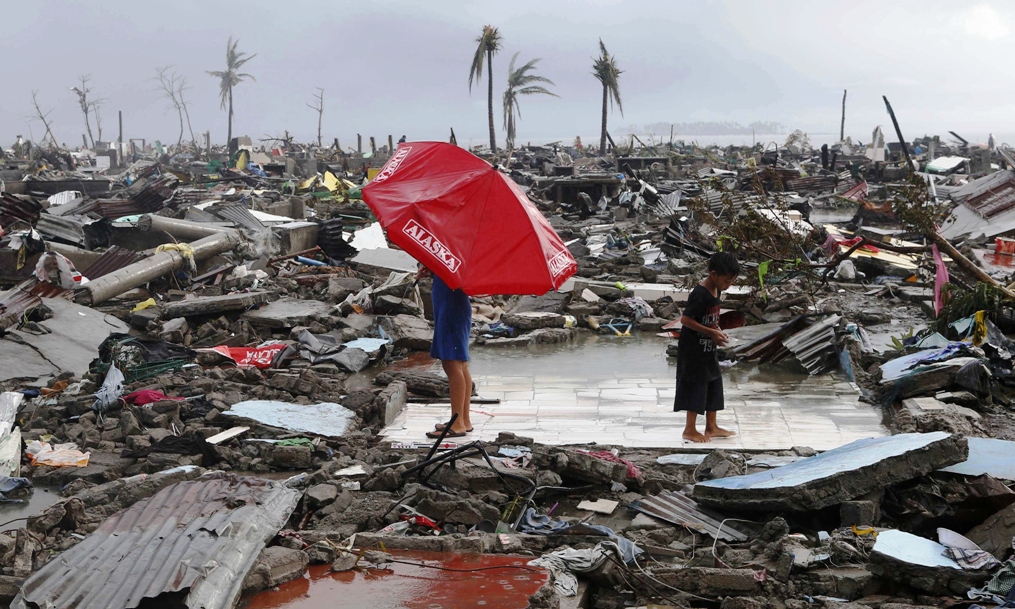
<box><xmin>361</xmin><ymin>142</ymin><xmax>577</xmax><ymax>295</ymax></box>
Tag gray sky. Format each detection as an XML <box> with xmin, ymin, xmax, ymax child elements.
<box><xmin>4</xmin><ymin>0</ymin><xmax>1014</xmax><ymax>149</ymax></box>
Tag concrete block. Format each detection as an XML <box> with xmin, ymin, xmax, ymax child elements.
<box><xmin>242</xmin><ymin>546</ymin><xmax>309</xmax><ymax>592</ymax></box>
<box><xmin>274</xmin><ymin>221</ymin><xmax>319</xmax><ymax>256</ymax></box>
<box><xmin>376</xmin><ymin>381</ymin><xmax>407</xmax><ymax>425</ymax></box>
<box><xmin>241</xmin><ymin>297</ymin><xmax>332</xmax><ymax>329</ymax></box>
<box><xmin>270</xmin><ymin>445</ymin><xmax>313</xmax><ymax>469</ymax></box>
<box><xmin>840</xmin><ymin>500</ymin><xmax>880</xmax><ymax>528</ymax></box>
<box><xmin>654</xmin><ymin>567</ymin><xmax>762</xmax><ymax>596</ymax></box>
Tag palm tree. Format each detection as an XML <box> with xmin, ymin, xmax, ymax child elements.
<box><xmin>468</xmin><ymin>25</ymin><xmax>502</xmax><ymax>153</ymax></box>
<box><xmin>592</xmin><ymin>39</ymin><xmax>623</xmax><ymax>155</ymax></box>
<box><xmin>207</xmin><ymin>37</ymin><xmax>256</xmax><ymax>146</ymax></box>
<box><xmin>502</xmin><ymin>53</ymin><xmax>557</xmax><ymax>150</ymax></box>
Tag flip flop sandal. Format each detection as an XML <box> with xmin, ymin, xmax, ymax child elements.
<box><xmin>426</xmin><ymin>429</ymin><xmax>468</xmax><ymax>438</ymax></box>
<box><xmin>435</xmin><ymin>423</ymin><xmax>474</xmax><ymax>433</ymax></box>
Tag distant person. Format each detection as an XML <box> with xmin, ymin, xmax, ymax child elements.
<box><xmin>398</xmin><ymin>135</ymin><xmax>407</xmax><ymax>144</ymax></box>
<box><xmin>419</xmin><ymin>266</ymin><xmax>473</xmax><ymax>439</ymax></box>
<box><xmin>675</xmin><ymin>252</ymin><xmax>740</xmax><ymax>443</ymax></box>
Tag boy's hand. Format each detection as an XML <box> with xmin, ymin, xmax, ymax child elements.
<box><xmin>416</xmin><ymin>266</ymin><xmax>433</xmax><ymax>281</ymax></box>
<box><xmin>710</xmin><ymin>328</ymin><xmax>729</xmax><ymax>346</ymax></box>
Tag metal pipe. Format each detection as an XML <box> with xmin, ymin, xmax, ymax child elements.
<box><xmin>74</xmin><ymin>231</ymin><xmax>241</xmax><ymax>306</ymax></box>
<box><xmin>137</xmin><ymin>214</ymin><xmax>233</xmax><ymax>241</ymax></box>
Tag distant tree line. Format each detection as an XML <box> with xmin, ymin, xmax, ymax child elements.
<box><xmin>641</xmin><ymin>120</ymin><xmax>786</xmax><ymax>136</ymax></box>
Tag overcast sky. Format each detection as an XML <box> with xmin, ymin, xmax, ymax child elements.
<box><xmin>4</xmin><ymin>0</ymin><xmax>1014</xmax><ymax>149</ymax></box>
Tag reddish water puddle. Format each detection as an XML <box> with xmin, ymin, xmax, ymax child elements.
<box><xmin>240</xmin><ymin>551</ymin><xmax>548</xmax><ymax>609</ymax></box>
<box><xmin>977</xmin><ymin>249</ymin><xmax>1015</xmax><ymax>270</ymax></box>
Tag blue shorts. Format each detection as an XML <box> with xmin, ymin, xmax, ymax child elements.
<box><xmin>430</xmin><ymin>275</ymin><xmax>471</xmax><ymax>361</ymax></box>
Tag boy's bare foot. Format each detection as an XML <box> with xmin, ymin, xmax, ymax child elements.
<box><xmin>705</xmin><ymin>426</ymin><xmax>736</xmax><ymax>439</ymax></box>
<box><xmin>683</xmin><ymin>431</ymin><xmax>709</xmax><ymax>443</ymax></box>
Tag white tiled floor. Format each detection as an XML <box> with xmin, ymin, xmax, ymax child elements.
<box><xmin>379</xmin><ymin>334</ymin><xmax>888</xmax><ymax>450</ymax></box>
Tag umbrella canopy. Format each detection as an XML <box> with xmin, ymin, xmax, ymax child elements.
<box><xmin>361</xmin><ymin>142</ymin><xmax>577</xmax><ymax>295</ymax></box>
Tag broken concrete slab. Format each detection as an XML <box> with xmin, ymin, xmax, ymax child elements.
<box><xmin>0</xmin><ymin>298</ymin><xmax>130</xmax><ymax>383</ymax></box>
<box><xmin>223</xmin><ymin>400</ymin><xmax>357</xmax><ymax>438</ymax></box>
<box><xmin>161</xmin><ymin>291</ymin><xmax>272</xmax><ymax>319</ymax></box>
<box><xmin>867</xmin><ymin>529</ymin><xmax>992</xmax><ymax>595</ymax></box>
<box><xmin>651</xmin><ymin>567</ymin><xmax>762</xmax><ymax>597</ymax></box>
<box><xmin>240</xmin><ymin>297</ymin><xmax>333</xmax><ymax>329</ymax></box>
<box><xmin>379</xmin><ymin>314</ymin><xmax>432</xmax><ymax>351</ymax></box>
<box><xmin>351</xmin><ymin>248</ymin><xmax>418</xmax><ymax>273</ymax></box>
<box><xmin>965</xmin><ymin>501</ymin><xmax>1015</xmax><ymax>560</ymax></box>
<box><xmin>242</xmin><ymin>545</ymin><xmax>309</xmax><ymax>592</ymax></box>
<box><xmin>939</xmin><ymin>437</ymin><xmax>1015</xmax><ymax>481</ymax></box>
<box><xmin>693</xmin><ymin>433</ymin><xmax>968</xmax><ymax>511</ymax></box>
<box><xmin>501</xmin><ymin>311</ymin><xmax>566</xmax><ymax>330</ymax></box>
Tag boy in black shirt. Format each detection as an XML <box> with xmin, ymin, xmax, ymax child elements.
<box><xmin>675</xmin><ymin>252</ymin><xmax>740</xmax><ymax>443</ymax></box>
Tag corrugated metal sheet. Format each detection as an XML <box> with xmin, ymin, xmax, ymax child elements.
<box><xmin>784</xmin><ymin>175</ymin><xmax>837</xmax><ymax>193</ymax></box>
<box><xmin>965</xmin><ymin>174</ymin><xmax>1015</xmax><ymax>219</ymax></box>
<box><xmin>630</xmin><ymin>490</ymin><xmax>749</xmax><ymax>541</ymax></box>
<box><xmin>0</xmin><ymin>281</ymin><xmax>45</xmax><ymax>330</ymax></box>
<box><xmin>13</xmin><ymin>473</ymin><xmax>301</xmax><ymax>609</ymax></box>
<box><xmin>838</xmin><ymin>180</ymin><xmax>868</xmax><ymax>201</ymax></box>
<box><xmin>81</xmin><ymin>245</ymin><xmax>148</xmax><ymax>280</ymax></box>
<box><xmin>0</xmin><ymin>193</ymin><xmax>43</xmax><ymax>228</ymax></box>
<box><xmin>212</xmin><ymin>202</ymin><xmax>266</xmax><ymax>231</ymax></box>
<box><xmin>782</xmin><ymin>314</ymin><xmax>840</xmax><ymax>374</ymax></box>
<box><xmin>78</xmin><ymin>176</ymin><xmax>179</xmax><ymax>219</ymax></box>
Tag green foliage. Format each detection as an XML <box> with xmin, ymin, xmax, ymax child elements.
<box><xmin>891</xmin><ymin>172</ymin><xmax>949</xmax><ymax>233</ymax></box>
<box><xmin>935</xmin><ymin>282</ymin><xmax>1012</xmax><ymax>333</ymax></box>
<box><xmin>502</xmin><ymin>53</ymin><xmax>557</xmax><ymax>149</ymax></box>
<box><xmin>758</xmin><ymin>260</ymin><xmax>770</xmax><ymax>300</ymax></box>
<box><xmin>888</xmin><ymin>327</ymin><xmax>915</xmax><ymax>350</ymax></box>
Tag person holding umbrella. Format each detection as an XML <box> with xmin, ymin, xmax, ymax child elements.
<box><xmin>420</xmin><ymin>265</ymin><xmax>474</xmax><ymax>438</ymax></box>
<box><xmin>361</xmin><ymin>142</ymin><xmax>579</xmax><ymax>440</ymax></box>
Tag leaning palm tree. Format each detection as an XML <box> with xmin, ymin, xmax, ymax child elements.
<box><xmin>207</xmin><ymin>37</ymin><xmax>256</xmax><ymax>146</ymax></box>
<box><xmin>502</xmin><ymin>53</ymin><xmax>558</xmax><ymax>150</ymax></box>
<box><xmin>592</xmin><ymin>39</ymin><xmax>623</xmax><ymax>155</ymax></box>
<box><xmin>468</xmin><ymin>25</ymin><xmax>503</xmax><ymax>153</ymax></box>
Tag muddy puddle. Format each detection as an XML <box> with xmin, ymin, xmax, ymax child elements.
<box><xmin>0</xmin><ymin>487</ymin><xmax>62</xmax><ymax>532</ymax></box>
<box><xmin>240</xmin><ymin>551</ymin><xmax>548</xmax><ymax>609</ymax></box>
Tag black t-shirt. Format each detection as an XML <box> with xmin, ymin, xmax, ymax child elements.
<box><xmin>676</xmin><ymin>284</ymin><xmax>722</xmax><ymax>383</ymax></box>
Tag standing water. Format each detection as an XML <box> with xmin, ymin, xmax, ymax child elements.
<box><xmin>240</xmin><ymin>551</ymin><xmax>549</xmax><ymax>609</ymax></box>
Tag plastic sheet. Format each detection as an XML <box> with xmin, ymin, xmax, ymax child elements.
<box><xmin>25</xmin><ymin>441</ymin><xmax>90</xmax><ymax>467</ymax></box>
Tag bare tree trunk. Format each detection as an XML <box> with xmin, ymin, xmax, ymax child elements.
<box><xmin>93</xmin><ymin>105</ymin><xmax>103</xmax><ymax>142</ymax></box>
<box><xmin>177</xmin><ymin>105</ymin><xmax>184</xmax><ymax>148</ymax></box>
<box><xmin>183</xmin><ymin>104</ymin><xmax>196</xmax><ymax>147</ymax></box>
<box><xmin>31</xmin><ymin>91</ymin><xmax>57</xmax><ymax>148</ymax></box>
<box><xmin>317</xmin><ymin>89</ymin><xmax>323</xmax><ymax>147</ymax></box>
<box><xmin>487</xmin><ymin>49</ymin><xmax>496</xmax><ymax>153</ymax></box>
<box><xmin>227</xmin><ymin>85</ymin><xmax>234</xmax><ymax>146</ymax></box>
<box><xmin>840</xmin><ymin>89</ymin><xmax>847</xmax><ymax>141</ymax></box>
<box><xmin>82</xmin><ymin>108</ymin><xmax>95</xmax><ymax>149</ymax></box>
<box><xmin>600</xmin><ymin>84</ymin><xmax>608</xmax><ymax>155</ymax></box>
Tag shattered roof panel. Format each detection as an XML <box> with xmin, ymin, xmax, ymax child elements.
<box><xmin>80</xmin><ymin>245</ymin><xmax>148</xmax><ymax>280</ymax></box>
<box><xmin>12</xmin><ymin>473</ymin><xmax>301</xmax><ymax>609</ymax></box>
<box><xmin>630</xmin><ymin>490</ymin><xmax>749</xmax><ymax>541</ymax></box>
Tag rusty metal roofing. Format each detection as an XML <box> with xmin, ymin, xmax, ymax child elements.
<box><xmin>838</xmin><ymin>180</ymin><xmax>868</xmax><ymax>201</ymax></box>
<box><xmin>78</xmin><ymin>176</ymin><xmax>179</xmax><ymax>219</ymax></box>
<box><xmin>961</xmin><ymin>171</ymin><xmax>1015</xmax><ymax>219</ymax></box>
<box><xmin>630</xmin><ymin>490</ymin><xmax>749</xmax><ymax>542</ymax></box>
<box><xmin>0</xmin><ymin>193</ymin><xmax>43</xmax><ymax>228</ymax></box>
<box><xmin>784</xmin><ymin>174</ymin><xmax>838</xmax><ymax>193</ymax></box>
<box><xmin>81</xmin><ymin>245</ymin><xmax>148</xmax><ymax>280</ymax></box>
<box><xmin>12</xmin><ymin>472</ymin><xmax>301</xmax><ymax>609</ymax></box>
<box><xmin>0</xmin><ymin>287</ymin><xmax>42</xmax><ymax>330</ymax></box>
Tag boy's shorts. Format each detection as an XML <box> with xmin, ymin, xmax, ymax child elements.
<box><xmin>673</xmin><ymin>378</ymin><xmax>724</xmax><ymax>415</ymax></box>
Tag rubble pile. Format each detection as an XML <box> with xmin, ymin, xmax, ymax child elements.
<box><xmin>1</xmin><ymin>130</ymin><xmax>1015</xmax><ymax>609</ymax></box>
